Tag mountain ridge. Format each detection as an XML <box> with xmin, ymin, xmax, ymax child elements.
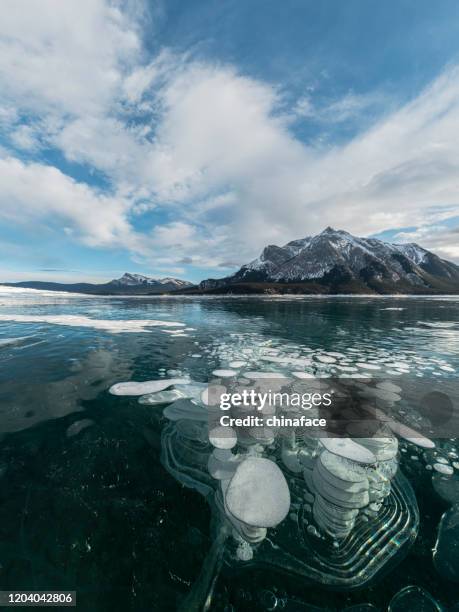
<box><xmin>2</xmin><ymin>273</ymin><xmax>195</xmax><ymax>295</ymax></box>
<box><xmin>3</xmin><ymin>229</ymin><xmax>459</xmax><ymax>295</ymax></box>
<box><xmin>196</xmin><ymin>227</ymin><xmax>459</xmax><ymax>294</ymax></box>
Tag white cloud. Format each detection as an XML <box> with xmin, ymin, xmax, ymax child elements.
<box><xmin>393</xmin><ymin>225</ymin><xmax>459</xmax><ymax>260</ymax></box>
<box><xmin>138</xmin><ymin>62</ymin><xmax>459</xmax><ymax>263</ymax></box>
<box><xmin>10</xmin><ymin>125</ymin><xmax>40</xmax><ymax>151</ymax></box>
<box><xmin>0</xmin><ymin>0</ymin><xmax>140</xmax><ymax>117</ymax></box>
<box><xmin>0</xmin><ymin>156</ymin><xmax>138</xmax><ymax>249</ymax></box>
<box><xmin>294</xmin><ymin>90</ymin><xmax>390</xmax><ymax>123</ymax></box>
<box><xmin>0</xmin><ymin>268</ymin><xmax>119</xmax><ymax>284</ymax></box>
<box><xmin>1</xmin><ymin>0</ymin><xmax>459</xmax><ymax>276</ymax></box>
<box><xmin>151</xmin><ymin>221</ymin><xmax>197</xmax><ymax>247</ymax></box>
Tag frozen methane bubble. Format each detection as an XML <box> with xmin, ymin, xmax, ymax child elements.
<box><xmin>236</xmin><ymin>540</ymin><xmax>253</xmax><ymax>561</ymax></box>
<box><xmin>109</xmin><ymin>378</ymin><xmax>190</xmax><ymax>396</ymax></box>
<box><xmin>212</xmin><ymin>369</ymin><xmax>237</xmax><ymax>377</ymax></box>
<box><xmin>244</xmin><ymin>372</ymin><xmax>288</xmax><ymax>379</ymax></box>
<box><xmin>433</xmin><ymin>504</ymin><xmax>459</xmax><ymax>583</ymax></box>
<box><xmin>433</xmin><ymin>463</ymin><xmax>454</xmax><ymax>475</ymax></box>
<box><xmin>315</xmin><ymin>355</ymin><xmax>336</xmax><ymax>364</ymax></box>
<box><xmin>388</xmin><ymin>586</ymin><xmax>443</xmax><ymax>611</ymax></box>
<box><xmin>138</xmin><ymin>388</ymin><xmax>189</xmax><ymax>405</ymax></box>
<box><xmin>208</xmin><ymin>426</ymin><xmax>239</xmax><ymax>480</ymax></box>
<box><xmin>225</xmin><ymin>457</ymin><xmax>290</xmax><ymax>527</ymax></box>
<box><xmin>320</xmin><ymin>437</ymin><xmax>376</xmax><ymax>464</ymax></box>
<box><xmin>209</xmin><ymin>426</ymin><xmax>237</xmax><ymax>450</ymax></box>
<box><xmin>356</xmin><ymin>436</ymin><xmax>398</xmax><ymax>462</ymax></box>
<box><xmin>318</xmin><ymin>450</ymin><xmax>369</xmax><ymax>485</ymax></box>
<box><xmin>387</xmin><ymin>421</ymin><xmax>435</xmax><ymax>449</ymax></box>
<box><xmin>376</xmin><ymin>381</ymin><xmax>401</xmax><ymax>393</ymax></box>
<box><xmin>311</xmin><ymin>450</ymin><xmax>369</xmax><ymax>538</ymax></box>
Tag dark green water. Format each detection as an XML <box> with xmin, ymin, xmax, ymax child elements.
<box><xmin>0</xmin><ymin>290</ymin><xmax>458</xmax><ymax>611</ymax></box>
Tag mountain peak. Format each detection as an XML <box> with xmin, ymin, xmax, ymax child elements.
<box><xmin>116</xmin><ymin>272</ymin><xmax>155</xmax><ymax>285</ymax></box>
<box><xmin>3</xmin><ymin>273</ymin><xmax>195</xmax><ymax>295</ymax></box>
<box><xmin>200</xmin><ymin>228</ymin><xmax>459</xmax><ymax>294</ymax></box>
<box><xmin>111</xmin><ymin>273</ymin><xmax>194</xmax><ymax>288</ymax></box>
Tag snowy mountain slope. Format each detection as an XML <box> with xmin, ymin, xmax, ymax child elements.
<box><xmin>200</xmin><ymin>228</ymin><xmax>459</xmax><ymax>294</ymax></box>
<box><xmin>3</xmin><ymin>273</ymin><xmax>194</xmax><ymax>295</ymax></box>
<box><xmin>110</xmin><ymin>273</ymin><xmax>193</xmax><ymax>289</ymax></box>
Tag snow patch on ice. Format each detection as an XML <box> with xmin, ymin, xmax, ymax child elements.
<box><xmin>0</xmin><ymin>314</ymin><xmax>185</xmax><ymax>334</ymax></box>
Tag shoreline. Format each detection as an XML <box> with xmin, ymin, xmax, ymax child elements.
<box><xmin>1</xmin><ymin>285</ymin><xmax>459</xmax><ymax>300</ymax></box>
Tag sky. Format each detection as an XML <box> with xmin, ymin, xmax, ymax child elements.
<box><xmin>1</xmin><ymin>0</ymin><xmax>459</xmax><ymax>283</ymax></box>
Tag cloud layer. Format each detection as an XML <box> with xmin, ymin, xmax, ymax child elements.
<box><xmin>1</xmin><ymin>0</ymin><xmax>459</xmax><ymax>278</ymax></box>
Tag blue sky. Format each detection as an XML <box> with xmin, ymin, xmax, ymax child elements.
<box><xmin>1</xmin><ymin>0</ymin><xmax>459</xmax><ymax>283</ymax></box>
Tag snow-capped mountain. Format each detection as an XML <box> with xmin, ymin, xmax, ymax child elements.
<box><xmin>3</xmin><ymin>273</ymin><xmax>194</xmax><ymax>295</ymax></box>
<box><xmin>111</xmin><ymin>273</ymin><xmax>193</xmax><ymax>289</ymax></box>
<box><xmin>200</xmin><ymin>227</ymin><xmax>459</xmax><ymax>294</ymax></box>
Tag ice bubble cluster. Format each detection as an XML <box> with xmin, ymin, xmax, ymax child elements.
<box><xmin>203</xmin><ymin>327</ymin><xmax>456</xmax><ymax>380</ymax></box>
<box><xmin>146</xmin><ymin>373</ymin><xmax>419</xmax><ymax>590</ymax></box>
<box><xmin>310</xmin><ymin>450</ymin><xmax>369</xmax><ymax>538</ymax></box>
<box><xmin>109</xmin><ymin>321</ymin><xmax>442</xmax><ymax>596</ymax></box>
<box><xmin>303</xmin><ymin>433</ymin><xmax>398</xmax><ymax>540</ymax></box>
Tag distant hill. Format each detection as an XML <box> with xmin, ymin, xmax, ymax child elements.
<box><xmin>4</xmin><ymin>229</ymin><xmax>459</xmax><ymax>296</ymax></box>
<box><xmin>2</xmin><ymin>273</ymin><xmax>195</xmax><ymax>295</ymax></box>
<box><xmin>194</xmin><ymin>227</ymin><xmax>459</xmax><ymax>295</ymax></box>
